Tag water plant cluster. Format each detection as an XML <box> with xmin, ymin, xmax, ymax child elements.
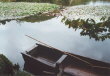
<box><xmin>0</xmin><ymin>2</ymin><xmax>59</xmax><ymax>21</ymax></box>
<box><xmin>62</xmin><ymin>5</ymin><xmax>110</xmax><ymax>22</ymax></box>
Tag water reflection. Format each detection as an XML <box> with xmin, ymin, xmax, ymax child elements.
<box><xmin>0</xmin><ymin>16</ymin><xmax>110</xmax><ymax>68</ymax></box>
<box><xmin>0</xmin><ymin>15</ymin><xmax>55</xmax><ymax>25</ymax></box>
<box><xmin>19</xmin><ymin>15</ymin><xmax>55</xmax><ymax>23</ymax></box>
<box><xmin>88</xmin><ymin>1</ymin><xmax>110</xmax><ymax>5</ymax></box>
<box><xmin>62</xmin><ymin>17</ymin><xmax>110</xmax><ymax>41</ymax></box>
<box><xmin>0</xmin><ymin>0</ymin><xmax>110</xmax><ymax>71</ymax></box>
<box><xmin>0</xmin><ymin>20</ymin><xmax>11</xmax><ymax>25</ymax></box>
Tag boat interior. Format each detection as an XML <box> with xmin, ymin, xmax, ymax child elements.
<box><xmin>24</xmin><ymin>43</ymin><xmax>110</xmax><ymax>76</ymax></box>
<box><xmin>27</xmin><ymin>44</ymin><xmax>67</xmax><ymax>67</ymax></box>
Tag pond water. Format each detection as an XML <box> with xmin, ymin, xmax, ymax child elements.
<box><xmin>0</xmin><ymin>0</ymin><xmax>110</xmax><ymax>69</ymax></box>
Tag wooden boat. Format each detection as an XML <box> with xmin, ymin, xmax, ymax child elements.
<box><xmin>22</xmin><ymin>43</ymin><xmax>110</xmax><ymax>76</ymax></box>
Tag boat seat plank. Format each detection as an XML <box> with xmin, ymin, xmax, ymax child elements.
<box><xmin>24</xmin><ymin>53</ymin><xmax>56</xmax><ymax>68</ymax></box>
<box><xmin>56</xmin><ymin>54</ymin><xmax>67</xmax><ymax>64</ymax></box>
<box><xmin>36</xmin><ymin>56</ymin><xmax>56</xmax><ymax>67</ymax></box>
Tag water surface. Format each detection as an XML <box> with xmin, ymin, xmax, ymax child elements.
<box><xmin>0</xmin><ymin>0</ymin><xmax>110</xmax><ymax>69</ymax></box>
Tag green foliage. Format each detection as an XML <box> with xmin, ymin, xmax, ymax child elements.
<box><xmin>0</xmin><ymin>54</ymin><xmax>12</xmax><ymax>74</ymax></box>
<box><xmin>62</xmin><ymin>5</ymin><xmax>110</xmax><ymax>41</ymax></box>
<box><xmin>15</xmin><ymin>71</ymin><xmax>31</xmax><ymax>76</ymax></box>
<box><xmin>62</xmin><ymin>17</ymin><xmax>110</xmax><ymax>41</ymax></box>
<box><xmin>0</xmin><ymin>54</ymin><xmax>31</xmax><ymax>76</ymax></box>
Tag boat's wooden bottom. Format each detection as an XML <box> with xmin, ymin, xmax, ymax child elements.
<box><xmin>61</xmin><ymin>55</ymin><xmax>110</xmax><ymax>76</ymax></box>
<box><xmin>63</xmin><ymin>66</ymin><xmax>100</xmax><ymax>76</ymax></box>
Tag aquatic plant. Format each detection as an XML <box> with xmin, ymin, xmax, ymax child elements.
<box><xmin>62</xmin><ymin>5</ymin><xmax>110</xmax><ymax>22</ymax></box>
<box><xmin>0</xmin><ymin>2</ymin><xmax>59</xmax><ymax>21</ymax></box>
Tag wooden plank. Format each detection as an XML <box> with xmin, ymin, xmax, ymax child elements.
<box><xmin>56</xmin><ymin>54</ymin><xmax>67</xmax><ymax>64</ymax></box>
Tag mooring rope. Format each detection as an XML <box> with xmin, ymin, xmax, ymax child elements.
<box><xmin>25</xmin><ymin>35</ymin><xmax>110</xmax><ymax>70</ymax></box>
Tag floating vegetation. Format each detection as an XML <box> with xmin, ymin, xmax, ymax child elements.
<box><xmin>0</xmin><ymin>2</ymin><xmax>59</xmax><ymax>21</ymax></box>
<box><xmin>62</xmin><ymin>5</ymin><xmax>110</xmax><ymax>22</ymax></box>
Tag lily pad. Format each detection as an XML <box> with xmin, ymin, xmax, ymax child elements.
<box><xmin>0</xmin><ymin>2</ymin><xmax>59</xmax><ymax>21</ymax></box>
<box><xmin>62</xmin><ymin>5</ymin><xmax>110</xmax><ymax>22</ymax></box>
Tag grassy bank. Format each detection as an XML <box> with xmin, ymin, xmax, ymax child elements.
<box><xmin>0</xmin><ymin>54</ymin><xmax>31</xmax><ymax>76</ymax></box>
<box><xmin>0</xmin><ymin>54</ymin><xmax>12</xmax><ymax>74</ymax></box>
<box><xmin>0</xmin><ymin>2</ymin><xmax>59</xmax><ymax>21</ymax></box>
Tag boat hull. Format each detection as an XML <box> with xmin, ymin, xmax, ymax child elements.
<box><xmin>21</xmin><ymin>43</ymin><xmax>110</xmax><ymax>76</ymax></box>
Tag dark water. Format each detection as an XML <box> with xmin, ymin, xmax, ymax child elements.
<box><xmin>0</xmin><ymin>0</ymin><xmax>110</xmax><ymax>69</ymax></box>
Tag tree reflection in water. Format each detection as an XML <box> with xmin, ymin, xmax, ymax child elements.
<box><xmin>0</xmin><ymin>14</ymin><xmax>54</xmax><ymax>25</ymax></box>
<box><xmin>62</xmin><ymin>17</ymin><xmax>110</xmax><ymax>41</ymax></box>
<box><xmin>0</xmin><ymin>20</ymin><xmax>11</xmax><ymax>25</ymax></box>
